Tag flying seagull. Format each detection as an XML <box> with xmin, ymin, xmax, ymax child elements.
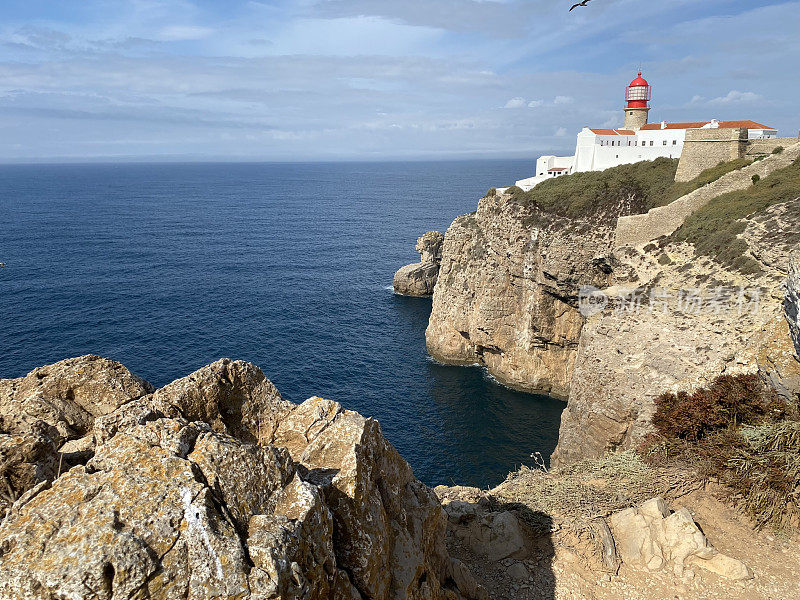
<box><xmin>569</xmin><ymin>0</ymin><xmax>592</xmax><ymax>10</ymax></box>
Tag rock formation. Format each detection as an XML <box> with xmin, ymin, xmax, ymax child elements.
<box><xmin>425</xmin><ymin>192</ymin><xmax>614</xmax><ymax>397</ymax></box>
<box><xmin>393</xmin><ymin>231</ymin><xmax>444</xmax><ymax>297</ymax></box>
<box><xmin>0</xmin><ymin>357</ymin><xmax>485</xmax><ymax>600</ymax></box>
<box><xmin>554</xmin><ymin>201</ymin><xmax>800</xmax><ymax>464</ymax></box>
<box><xmin>787</xmin><ymin>252</ymin><xmax>800</xmax><ymax>360</ymax></box>
<box><xmin>423</xmin><ymin>170</ymin><xmax>800</xmax><ymax>462</ymax></box>
<box><xmin>609</xmin><ymin>497</ymin><xmax>752</xmax><ymax>580</ymax></box>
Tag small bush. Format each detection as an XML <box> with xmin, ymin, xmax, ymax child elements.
<box><xmin>752</xmin><ymin>174</ymin><xmax>760</xmax><ymax>184</ymax></box>
<box><xmin>485</xmin><ymin>187</ymin><xmax>497</xmax><ymax>198</ymax></box>
<box><xmin>652</xmin><ymin>374</ymin><xmax>782</xmax><ymax>442</ymax></box>
<box><xmin>643</xmin><ymin>375</ymin><xmax>798</xmax><ymax>530</ymax></box>
<box><xmin>657</xmin><ymin>253</ymin><xmax>672</xmax><ymax>265</ymax></box>
<box><xmin>772</xmin><ymin>146</ymin><xmax>784</xmax><ymax>155</ymax></box>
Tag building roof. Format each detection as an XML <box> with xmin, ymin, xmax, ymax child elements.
<box><xmin>640</xmin><ymin>120</ymin><xmax>775</xmax><ymax>131</ymax></box>
<box><xmin>588</xmin><ymin>128</ymin><xmax>635</xmax><ymax>135</ymax></box>
<box><xmin>548</xmin><ymin>167</ymin><xmax>568</xmax><ymax>172</ymax></box>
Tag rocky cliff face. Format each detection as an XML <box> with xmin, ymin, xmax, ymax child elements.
<box><xmin>394</xmin><ymin>231</ymin><xmax>444</xmax><ymax>297</ymax></box>
<box><xmin>425</xmin><ymin>180</ymin><xmax>800</xmax><ymax>463</ymax></box>
<box><xmin>0</xmin><ymin>357</ymin><xmax>485</xmax><ymax>600</ymax></box>
<box><xmin>787</xmin><ymin>252</ymin><xmax>800</xmax><ymax>360</ymax></box>
<box><xmin>425</xmin><ymin>192</ymin><xmax>614</xmax><ymax>397</ymax></box>
<box><xmin>553</xmin><ymin>200</ymin><xmax>800</xmax><ymax>464</ymax></box>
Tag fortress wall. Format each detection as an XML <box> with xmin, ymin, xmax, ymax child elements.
<box><xmin>615</xmin><ymin>141</ymin><xmax>800</xmax><ymax>249</ymax></box>
<box><xmin>674</xmin><ymin>128</ymin><xmax>747</xmax><ymax>182</ymax></box>
<box><xmin>745</xmin><ymin>135</ymin><xmax>800</xmax><ymax>157</ymax></box>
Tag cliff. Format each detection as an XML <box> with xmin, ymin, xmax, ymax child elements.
<box><xmin>425</xmin><ymin>192</ymin><xmax>615</xmax><ymax>398</ymax></box>
<box><xmin>788</xmin><ymin>252</ymin><xmax>800</xmax><ymax>359</ymax></box>
<box><xmin>425</xmin><ymin>156</ymin><xmax>800</xmax><ymax>464</ymax></box>
<box><xmin>0</xmin><ymin>356</ymin><xmax>486</xmax><ymax>600</ymax></box>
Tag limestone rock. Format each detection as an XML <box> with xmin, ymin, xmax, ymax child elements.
<box><xmin>393</xmin><ymin>231</ymin><xmax>444</xmax><ymax>297</ymax></box>
<box><xmin>0</xmin><ymin>355</ymin><xmax>153</xmax><ymax>512</ymax></box>
<box><xmin>272</xmin><ymin>395</ymin><xmax>455</xmax><ymax>600</ymax></box>
<box><xmin>787</xmin><ymin>252</ymin><xmax>800</xmax><ymax>360</ymax></box>
<box><xmin>425</xmin><ymin>193</ymin><xmax>614</xmax><ymax>397</ymax></box>
<box><xmin>0</xmin><ymin>359</ymin><xmax>477</xmax><ymax>600</ymax></box>
<box><xmin>554</xmin><ymin>229</ymin><xmax>800</xmax><ymax>465</ymax></box>
<box><xmin>609</xmin><ymin>497</ymin><xmax>753</xmax><ymax>580</ymax></box>
<box><xmin>0</xmin><ymin>354</ymin><xmax>153</xmax><ymax>441</ymax></box>
<box><xmin>151</xmin><ymin>358</ymin><xmax>293</xmax><ymax>445</ymax></box>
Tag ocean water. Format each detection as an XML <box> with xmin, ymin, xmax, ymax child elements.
<box><xmin>0</xmin><ymin>160</ymin><xmax>565</xmax><ymax>488</ymax></box>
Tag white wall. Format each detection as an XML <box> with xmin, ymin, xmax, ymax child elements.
<box><xmin>573</xmin><ymin>128</ymin><xmax>686</xmax><ymax>172</ymax></box>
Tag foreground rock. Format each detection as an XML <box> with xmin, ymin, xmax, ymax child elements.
<box><xmin>788</xmin><ymin>252</ymin><xmax>800</xmax><ymax>360</ymax></box>
<box><xmin>393</xmin><ymin>231</ymin><xmax>444</xmax><ymax>297</ymax></box>
<box><xmin>0</xmin><ymin>357</ymin><xmax>485</xmax><ymax>600</ymax></box>
<box><xmin>0</xmin><ymin>355</ymin><xmax>154</xmax><ymax>513</ymax></box>
<box><xmin>609</xmin><ymin>497</ymin><xmax>753</xmax><ymax>580</ymax></box>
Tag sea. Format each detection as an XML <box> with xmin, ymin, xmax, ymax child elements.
<box><xmin>0</xmin><ymin>160</ymin><xmax>566</xmax><ymax>488</ymax></box>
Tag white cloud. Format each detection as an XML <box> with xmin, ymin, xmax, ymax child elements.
<box><xmin>527</xmin><ymin>99</ymin><xmax>543</xmax><ymax>108</ymax></box>
<box><xmin>157</xmin><ymin>26</ymin><xmax>215</xmax><ymax>41</ymax></box>
<box><xmin>555</xmin><ymin>127</ymin><xmax>567</xmax><ymax>137</ymax></box>
<box><xmin>553</xmin><ymin>95</ymin><xmax>574</xmax><ymax>105</ymax></box>
<box><xmin>707</xmin><ymin>90</ymin><xmax>763</xmax><ymax>105</ymax></box>
<box><xmin>504</xmin><ymin>97</ymin><xmax>526</xmax><ymax>109</ymax></box>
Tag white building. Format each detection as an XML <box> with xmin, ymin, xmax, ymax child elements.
<box><xmin>514</xmin><ymin>73</ymin><xmax>777</xmax><ymax>191</ymax></box>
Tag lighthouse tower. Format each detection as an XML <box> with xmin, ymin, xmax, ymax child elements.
<box><xmin>624</xmin><ymin>72</ymin><xmax>651</xmax><ymax>130</ymax></box>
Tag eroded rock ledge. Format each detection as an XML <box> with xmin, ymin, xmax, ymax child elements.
<box><xmin>394</xmin><ymin>231</ymin><xmax>445</xmax><ymax>297</ymax></box>
<box><xmin>0</xmin><ymin>356</ymin><xmax>485</xmax><ymax>600</ymax></box>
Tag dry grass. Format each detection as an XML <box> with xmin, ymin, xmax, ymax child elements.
<box><xmin>493</xmin><ymin>451</ymin><xmax>668</xmax><ymax>527</ymax></box>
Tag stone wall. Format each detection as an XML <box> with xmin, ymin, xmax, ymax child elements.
<box><xmin>745</xmin><ymin>135</ymin><xmax>800</xmax><ymax>157</ymax></box>
<box><xmin>674</xmin><ymin>128</ymin><xmax>748</xmax><ymax>182</ymax></box>
<box><xmin>614</xmin><ymin>141</ymin><xmax>800</xmax><ymax>249</ymax></box>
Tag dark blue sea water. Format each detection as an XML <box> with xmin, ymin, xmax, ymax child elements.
<box><xmin>0</xmin><ymin>160</ymin><xmax>565</xmax><ymax>488</ymax></box>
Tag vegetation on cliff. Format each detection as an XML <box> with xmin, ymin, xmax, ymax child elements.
<box><xmin>641</xmin><ymin>374</ymin><xmax>799</xmax><ymax>531</ymax></box>
<box><xmin>502</xmin><ymin>156</ymin><xmax>753</xmax><ymax>224</ymax></box>
<box><xmin>671</xmin><ymin>156</ymin><xmax>800</xmax><ymax>274</ymax></box>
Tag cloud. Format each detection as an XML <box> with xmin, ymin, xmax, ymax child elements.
<box><xmin>555</xmin><ymin>127</ymin><xmax>568</xmax><ymax>137</ymax></box>
<box><xmin>707</xmin><ymin>90</ymin><xmax>763</xmax><ymax>105</ymax></box>
<box><xmin>156</xmin><ymin>26</ymin><xmax>215</xmax><ymax>41</ymax></box>
<box><xmin>504</xmin><ymin>97</ymin><xmax>526</xmax><ymax>109</ymax></box>
<box><xmin>527</xmin><ymin>99</ymin><xmax>543</xmax><ymax>108</ymax></box>
<box><xmin>553</xmin><ymin>95</ymin><xmax>574</xmax><ymax>105</ymax></box>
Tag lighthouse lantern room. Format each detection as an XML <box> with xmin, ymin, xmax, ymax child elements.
<box><xmin>624</xmin><ymin>72</ymin><xmax>651</xmax><ymax>130</ymax></box>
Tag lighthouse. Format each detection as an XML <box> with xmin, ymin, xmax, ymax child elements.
<box><xmin>624</xmin><ymin>72</ymin><xmax>651</xmax><ymax>130</ymax></box>
<box><xmin>511</xmin><ymin>70</ymin><xmax>779</xmax><ymax>191</ymax></box>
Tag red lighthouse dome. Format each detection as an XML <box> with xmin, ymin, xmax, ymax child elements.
<box><xmin>625</xmin><ymin>72</ymin><xmax>651</xmax><ymax>108</ymax></box>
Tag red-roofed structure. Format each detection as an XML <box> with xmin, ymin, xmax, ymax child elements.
<box><xmin>513</xmin><ymin>72</ymin><xmax>782</xmax><ymax>191</ymax></box>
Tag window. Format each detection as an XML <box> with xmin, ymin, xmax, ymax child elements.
<box><xmin>663</xmin><ymin>140</ymin><xmax>667</xmax><ymax>146</ymax></box>
<box><xmin>650</xmin><ymin>141</ymin><xmax>654</xmax><ymax>146</ymax></box>
<box><xmin>673</xmin><ymin>140</ymin><xmax>677</xmax><ymax>145</ymax></box>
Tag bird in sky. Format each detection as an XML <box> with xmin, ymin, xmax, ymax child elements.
<box><xmin>569</xmin><ymin>0</ymin><xmax>592</xmax><ymax>10</ymax></box>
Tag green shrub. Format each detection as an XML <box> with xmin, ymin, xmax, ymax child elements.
<box><xmin>485</xmin><ymin>187</ymin><xmax>497</xmax><ymax>198</ymax></box>
<box><xmin>671</xmin><ymin>156</ymin><xmax>800</xmax><ymax>273</ymax></box>
<box><xmin>752</xmin><ymin>174</ymin><xmax>760</xmax><ymax>184</ymax></box>
<box><xmin>505</xmin><ymin>158</ymin><xmax>679</xmax><ymax>224</ymax></box>
<box><xmin>772</xmin><ymin>146</ymin><xmax>784</xmax><ymax>155</ymax></box>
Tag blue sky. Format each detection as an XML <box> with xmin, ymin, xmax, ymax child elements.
<box><xmin>0</xmin><ymin>0</ymin><xmax>797</xmax><ymax>161</ymax></box>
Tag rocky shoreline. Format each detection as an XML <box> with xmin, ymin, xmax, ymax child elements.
<box><xmin>3</xmin><ymin>356</ymin><xmax>799</xmax><ymax>599</ymax></box>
